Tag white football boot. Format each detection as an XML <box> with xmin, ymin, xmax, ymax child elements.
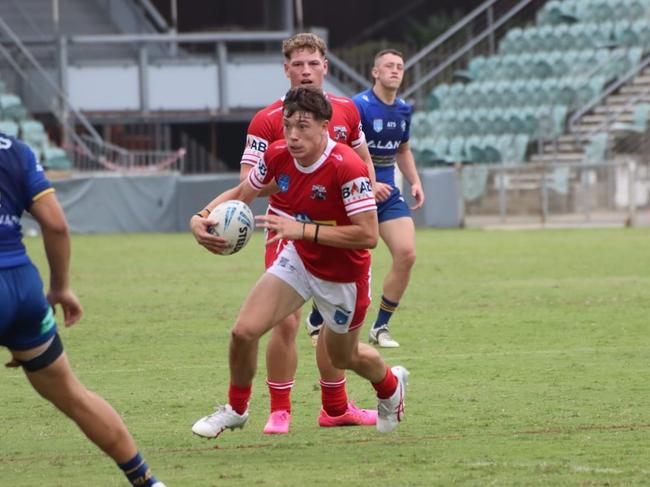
<box><xmin>192</xmin><ymin>404</ymin><xmax>249</xmax><ymax>438</ymax></box>
<box><xmin>369</xmin><ymin>325</ymin><xmax>400</xmax><ymax>348</ymax></box>
<box><xmin>304</xmin><ymin>315</ymin><xmax>322</xmax><ymax>347</ymax></box>
<box><xmin>377</xmin><ymin>365</ymin><xmax>409</xmax><ymax>433</ymax></box>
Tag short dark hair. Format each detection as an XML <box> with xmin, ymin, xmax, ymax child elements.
<box><xmin>374</xmin><ymin>49</ymin><xmax>404</xmax><ymax>64</ymax></box>
<box><xmin>283</xmin><ymin>86</ymin><xmax>332</xmax><ymax>121</ymax></box>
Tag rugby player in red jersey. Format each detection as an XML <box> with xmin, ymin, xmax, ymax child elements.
<box><xmin>236</xmin><ymin>33</ymin><xmax>378</xmax><ymax>434</ymax></box>
<box><xmin>190</xmin><ymin>86</ymin><xmax>408</xmax><ymax>439</ymax></box>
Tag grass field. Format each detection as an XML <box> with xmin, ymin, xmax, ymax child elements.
<box><xmin>3</xmin><ymin>228</ymin><xmax>650</xmax><ymax>486</ymax></box>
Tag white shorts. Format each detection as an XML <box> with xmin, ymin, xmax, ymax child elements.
<box><xmin>267</xmin><ymin>242</ymin><xmax>371</xmax><ymax>334</ymax></box>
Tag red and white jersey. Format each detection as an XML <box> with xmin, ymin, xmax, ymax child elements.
<box><xmin>247</xmin><ymin>137</ymin><xmax>376</xmax><ymax>282</ymax></box>
<box><xmin>240</xmin><ymin>94</ymin><xmax>365</xmax><ymax>213</ymax></box>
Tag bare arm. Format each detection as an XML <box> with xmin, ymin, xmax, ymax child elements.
<box><xmin>396</xmin><ymin>141</ymin><xmax>425</xmax><ymax>210</ymax></box>
<box><xmin>189</xmin><ymin>180</ymin><xmax>263</xmax><ymax>254</ymax></box>
<box><xmin>256</xmin><ymin>209</ymin><xmax>378</xmax><ymax>250</ymax></box>
<box><xmin>29</xmin><ymin>192</ymin><xmax>83</xmax><ymax>326</ymax></box>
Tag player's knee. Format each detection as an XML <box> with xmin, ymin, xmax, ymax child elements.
<box><xmin>395</xmin><ymin>246</ymin><xmax>416</xmax><ymax>270</ymax></box>
<box><xmin>230</xmin><ymin>322</ymin><xmax>261</xmax><ymax>345</ymax></box>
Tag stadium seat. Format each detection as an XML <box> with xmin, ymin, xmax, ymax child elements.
<box><xmin>0</xmin><ymin>119</ymin><xmax>18</xmax><ymax>137</ymax></box>
<box><xmin>43</xmin><ymin>145</ymin><xmax>72</xmax><ymax>170</ymax></box>
<box><xmin>583</xmin><ymin>132</ymin><xmax>609</xmax><ymax>163</ymax></box>
<box><xmin>20</xmin><ymin>120</ymin><xmax>48</xmax><ymax>149</ymax></box>
<box><xmin>610</xmin><ymin>103</ymin><xmax>650</xmax><ymax>133</ymax></box>
<box><xmin>0</xmin><ymin>94</ymin><xmax>28</xmax><ymax>121</ymax></box>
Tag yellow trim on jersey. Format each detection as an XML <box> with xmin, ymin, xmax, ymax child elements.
<box><xmin>313</xmin><ymin>219</ymin><xmax>336</xmax><ymax>226</ymax></box>
<box><xmin>32</xmin><ymin>188</ymin><xmax>55</xmax><ymax>202</ymax></box>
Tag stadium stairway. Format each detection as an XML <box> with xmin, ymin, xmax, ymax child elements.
<box><xmin>532</xmin><ymin>63</ymin><xmax>650</xmax><ymax>164</ymax></box>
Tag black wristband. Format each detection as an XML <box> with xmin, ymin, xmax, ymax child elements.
<box><xmin>301</xmin><ymin>222</ymin><xmax>306</xmax><ymax>240</ymax></box>
<box><xmin>196</xmin><ymin>208</ymin><xmax>210</xmax><ymax>218</ymax></box>
<box><xmin>314</xmin><ymin>224</ymin><xmax>320</xmax><ymax>244</ymax></box>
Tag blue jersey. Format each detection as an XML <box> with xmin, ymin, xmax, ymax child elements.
<box><xmin>0</xmin><ymin>133</ymin><xmax>53</xmax><ymax>269</ymax></box>
<box><xmin>352</xmin><ymin>88</ymin><xmax>412</xmax><ymax>188</ymax></box>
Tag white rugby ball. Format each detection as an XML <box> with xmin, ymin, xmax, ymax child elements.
<box><xmin>207</xmin><ymin>200</ymin><xmax>255</xmax><ymax>255</ymax></box>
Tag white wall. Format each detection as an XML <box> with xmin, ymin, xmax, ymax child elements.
<box><xmin>65</xmin><ymin>57</ymin><xmax>345</xmax><ymax>112</ymax></box>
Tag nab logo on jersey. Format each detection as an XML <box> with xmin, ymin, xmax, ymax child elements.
<box><xmin>246</xmin><ymin>135</ymin><xmax>268</xmax><ymax>153</ymax></box>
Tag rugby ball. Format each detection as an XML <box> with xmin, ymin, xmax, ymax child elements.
<box><xmin>207</xmin><ymin>200</ymin><xmax>255</xmax><ymax>255</ymax></box>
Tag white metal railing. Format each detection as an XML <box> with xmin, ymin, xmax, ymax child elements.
<box><xmin>569</xmin><ymin>52</ymin><xmax>650</xmax><ymax>138</ymax></box>
<box><xmin>402</xmin><ymin>0</ymin><xmax>545</xmax><ymax>107</ymax></box>
<box><xmin>461</xmin><ymin>159</ymin><xmax>646</xmax><ymax>226</ymax></box>
<box><xmin>71</xmin><ymin>135</ymin><xmax>186</xmax><ymax>173</ymax></box>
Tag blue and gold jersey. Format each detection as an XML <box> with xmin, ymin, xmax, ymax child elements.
<box><xmin>352</xmin><ymin>88</ymin><xmax>412</xmax><ymax>188</ymax></box>
<box><xmin>0</xmin><ymin>133</ymin><xmax>53</xmax><ymax>269</ymax></box>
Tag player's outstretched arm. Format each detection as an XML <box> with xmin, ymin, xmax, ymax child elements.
<box><xmin>396</xmin><ymin>141</ymin><xmax>425</xmax><ymax>210</ymax></box>
<box><xmin>29</xmin><ymin>192</ymin><xmax>83</xmax><ymax>327</ymax></box>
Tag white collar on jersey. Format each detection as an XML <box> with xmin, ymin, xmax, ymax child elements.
<box><xmin>293</xmin><ymin>137</ymin><xmax>336</xmax><ymax>174</ymax></box>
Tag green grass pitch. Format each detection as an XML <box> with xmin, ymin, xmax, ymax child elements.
<box><xmin>2</xmin><ymin>228</ymin><xmax>650</xmax><ymax>486</ymax></box>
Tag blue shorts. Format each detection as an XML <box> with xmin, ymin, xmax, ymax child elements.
<box><xmin>0</xmin><ymin>263</ymin><xmax>57</xmax><ymax>351</ymax></box>
<box><xmin>377</xmin><ymin>187</ymin><xmax>411</xmax><ymax>223</ymax></box>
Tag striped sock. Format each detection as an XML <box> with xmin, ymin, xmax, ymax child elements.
<box><xmin>118</xmin><ymin>452</ymin><xmax>159</xmax><ymax>487</ymax></box>
<box><xmin>373</xmin><ymin>295</ymin><xmax>399</xmax><ymax>330</ymax></box>
<box><xmin>320</xmin><ymin>377</ymin><xmax>348</xmax><ymax>417</ymax></box>
<box><xmin>267</xmin><ymin>379</ymin><xmax>295</xmax><ymax>413</ymax></box>
<box><xmin>228</xmin><ymin>383</ymin><xmax>252</xmax><ymax>415</ymax></box>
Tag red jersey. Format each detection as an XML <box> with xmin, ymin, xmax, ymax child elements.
<box><xmin>240</xmin><ymin>94</ymin><xmax>365</xmax><ymax>218</ymax></box>
<box><xmin>247</xmin><ymin>138</ymin><xmax>376</xmax><ymax>282</ymax></box>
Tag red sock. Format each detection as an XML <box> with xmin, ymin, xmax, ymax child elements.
<box><xmin>228</xmin><ymin>383</ymin><xmax>252</xmax><ymax>415</ymax></box>
<box><xmin>320</xmin><ymin>377</ymin><xmax>348</xmax><ymax>417</ymax></box>
<box><xmin>267</xmin><ymin>379</ymin><xmax>294</xmax><ymax>413</ymax></box>
<box><xmin>372</xmin><ymin>368</ymin><xmax>398</xmax><ymax>399</ymax></box>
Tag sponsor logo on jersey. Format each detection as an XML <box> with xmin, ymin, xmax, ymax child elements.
<box><xmin>310</xmin><ymin>184</ymin><xmax>327</xmax><ymax>200</ymax></box>
<box><xmin>0</xmin><ymin>136</ymin><xmax>12</xmax><ymax>150</ymax></box>
<box><xmin>401</xmin><ymin>120</ymin><xmax>407</xmax><ymax>131</ymax></box>
<box><xmin>367</xmin><ymin>140</ymin><xmax>402</xmax><ymax>150</ymax></box>
<box><xmin>333</xmin><ymin>125</ymin><xmax>348</xmax><ymax>141</ymax></box>
<box><xmin>373</xmin><ymin>119</ymin><xmax>383</xmax><ymax>133</ymax></box>
<box><xmin>342</xmin><ymin>177</ymin><xmax>373</xmax><ymax>203</ymax></box>
<box><xmin>277</xmin><ymin>173</ymin><xmax>290</xmax><ymax>192</ymax></box>
<box><xmin>246</xmin><ymin>134</ymin><xmax>269</xmax><ymax>153</ymax></box>
<box><xmin>387</xmin><ymin>121</ymin><xmax>397</xmax><ymax>129</ymax></box>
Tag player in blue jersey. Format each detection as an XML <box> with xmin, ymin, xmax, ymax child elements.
<box><xmin>0</xmin><ymin>134</ymin><xmax>165</xmax><ymax>487</ymax></box>
<box><xmin>306</xmin><ymin>49</ymin><xmax>424</xmax><ymax>347</ymax></box>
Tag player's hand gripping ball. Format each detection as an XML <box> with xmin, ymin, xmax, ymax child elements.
<box><xmin>207</xmin><ymin>200</ymin><xmax>254</xmax><ymax>255</ymax></box>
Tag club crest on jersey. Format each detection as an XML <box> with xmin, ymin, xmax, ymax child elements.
<box><xmin>333</xmin><ymin>125</ymin><xmax>347</xmax><ymax>141</ymax></box>
<box><xmin>373</xmin><ymin>119</ymin><xmax>383</xmax><ymax>133</ymax></box>
<box><xmin>277</xmin><ymin>173</ymin><xmax>290</xmax><ymax>192</ymax></box>
<box><xmin>311</xmin><ymin>184</ymin><xmax>327</xmax><ymax>200</ymax></box>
